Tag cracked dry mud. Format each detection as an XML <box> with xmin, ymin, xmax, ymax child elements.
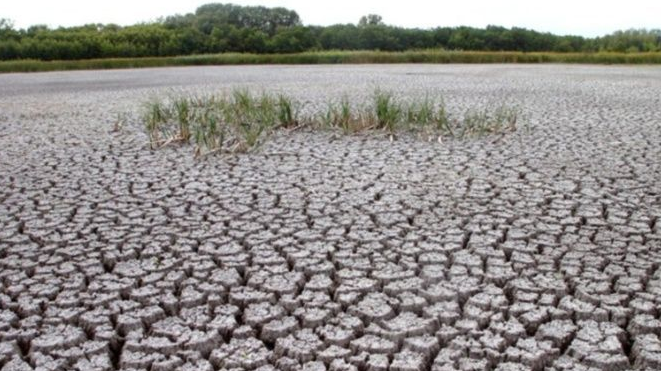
<box><xmin>0</xmin><ymin>65</ymin><xmax>660</xmax><ymax>371</ymax></box>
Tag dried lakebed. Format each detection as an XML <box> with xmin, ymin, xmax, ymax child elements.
<box><xmin>0</xmin><ymin>65</ymin><xmax>660</xmax><ymax>371</ymax></box>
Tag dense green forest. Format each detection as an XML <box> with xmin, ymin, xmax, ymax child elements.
<box><xmin>1</xmin><ymin>3</ymin><xmax>660</xmax><ymax>61</ymax></box>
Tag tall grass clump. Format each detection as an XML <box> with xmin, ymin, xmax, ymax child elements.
<box><xmin>276</xmin><ymin>94</ymin><xmax>298</xmax><ymax>128</ymax></box>
<box><xmin>143</xmin><ymin>90</ymin><xmax>286</xmax><ymax>156</ymax></box>
<box><xmin>406</xmin><ymin>95</ymin><xmax>436</xmax><ymax>127</ymax></box>
<box><xmin>193</xmin><ymin>110</ymin><xmax>225</xmax><ymax>156</ymax></box>
<box><xmin>223</xmin><ymin>90</ymin><xmax>276</xmax><ymax>149</ymax></box>
<box><xmin>321</xmin><ymin>96</ymin><xmax>379</xmax><ymax>133</ymax></box>
<box><xmin>373</xmin><ymin>90</ymin><xmax>401</xmax><ymax>132</ymax></box>
<box><xmin>173</xmin><ymin>98</ymin><xmax>192</xmax><ymax>142</ymax></box>
<box><xmin>143</xmin><ymin>88</ymin><xmax>524</xmax><ymax>157</ymax></box>
<box><xmin>144</xmin><ymin>100</ymin><xmax>172</xmax><ymax>148</ymax></box>
<box><xmin>322</xmin><ymin>97</ymin><xmax>353</xmax><ymax>132</ymax></box>
<box><xmin>336</xmin><ymin>97</ymin><xmax>356</xmax><ymax>133</ymax></box>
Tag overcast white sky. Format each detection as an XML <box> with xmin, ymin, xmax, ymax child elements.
<box><xmin>3</xmin><ymin>0</ymin><xmax>660</xmax><ymax>37</ymax></box>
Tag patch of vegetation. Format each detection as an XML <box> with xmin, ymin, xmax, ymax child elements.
<box><xmin>144</xmin><ymin>90</ymin><xmax>303</xmax><ymax>156</ymax></box>
<box><xmin>2</xmin><ymin>50</ymin><xmax>661</xmax><ymax>73</ymax></box>
<box><xmin>143</xmin><ymin>89</ymin><xmax>522</xmax><ymax>157</ymax></box>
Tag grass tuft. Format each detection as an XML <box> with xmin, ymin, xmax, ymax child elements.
<box><xmin>374</xmin><ymin>90</ymin><xmax>401</xmax><ymax>132</ymax></box>
<box><xmin>276</xmin><ymin>94</ymin><xmax>298</xmax><ymax>128</ymax></box>
<box><xmin>143</xmin><ymin>100</ymin><xmax>171</xmax><ymax>148</ymax></box>
<box><xmin>406</xmin><ymin>95</ymin><xmax>436</xmax><ymax>127</ymax></box>
<box><xmin>173</xmin><ymin>98</ymin><xmax>191</xmax><ymax>142</ymax></box>
<box><xmin>193</xmin><ymin>109</ymin><xmax>225</xmax><ymax>156</ymax></box>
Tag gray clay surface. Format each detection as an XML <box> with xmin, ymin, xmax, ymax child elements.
<box><xmin>0</xmin><ymin>64</ymin><xmax>660</xmax><ymax>370</ymax></box>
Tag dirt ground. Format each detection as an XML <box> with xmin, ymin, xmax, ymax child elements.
<box><xmin>0</xmin><ymin>65</ymin><xmax>660</xmax><ymax>371</ymax></box>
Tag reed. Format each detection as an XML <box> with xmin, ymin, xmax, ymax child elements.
<box><xmin>3</xmin><ymin>50</ymin><xmax>661</xmax><ymax>73</ymax></box>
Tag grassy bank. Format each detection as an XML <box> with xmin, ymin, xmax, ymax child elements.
<box><xmin>2</xmin><ymin>50</ymin><xmax>661</xmax><ymax>73</ymax></box>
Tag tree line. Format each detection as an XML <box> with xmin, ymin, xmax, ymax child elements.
<box><xmin>1</xmin><ymin>3</ymin><xmax>660</xmax><ymax>61</ymax></box>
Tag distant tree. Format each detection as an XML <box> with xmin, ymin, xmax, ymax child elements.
<box><xmin>27</xmin><ymin>24</ymin><xmax>49</xmax><ymax>36</ymax></box>
<box><xmin>0</xmin><ymin>18</ymin><xmax>19</xmax><ymax>42</ymax></box>
<box><xmin>269</xmin><ymin>26</ymin><xmax>316</xmax><ymax>53</ymax></box>
<box><xmin>176</xmin><ymin>28</ymin><xmax>206</xmax><ymax>54</ymax></box>
<box><xmin>432</xmin><ymin>27</ymin><xmax>452</xmax><ymax>48</ymax></box>
<box><xmin>448</xmin><ymin>27</ymin><xmax>486</xmax><ymax>50</ymax></box>
<box><xmin>319</xmin><ymin>24</ymin><xmax>359</xmax><ymax>50</ymax></box>
<box><xmin>0</xmin><ymin>41</ymin><xmax>18</xmax><ymax>59</ymax></box>
<box><xmin>598</xmin><ymin>29</ymin><xmax>661</xmax><ymax>52</ymax></box>
<box><xmin>267</xmin><ymin>7</ymin><xmax>302</xmax><ymax>34</ymax></box>
<box><xmin>163</xmin><ymin>13</ymin><xmax>196</xmax><ymax>30</ymax></box>
<box><xmin>0</xmin><ymin>18</ymin><xmax>13</xmax><ymax>31</ymax></box>
<box><xmin>358</xmin><ymin>14</ymin><xmax>383</xmax><ymax>27</ymax></box>
<box><xmin>194</xmin><ymin>3</ymin><xmax>300</xmax><ymax>36</ymax></box>
<box><xmin>239</xmin><ymin>28</ymin><xmax>268</xmax><ymax>53</ymax></box>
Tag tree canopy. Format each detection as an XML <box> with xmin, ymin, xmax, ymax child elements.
<box><xmin>0</xmin><ymin>4</ymin><xmax>659</xmax><ymax>61</ymax></box>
